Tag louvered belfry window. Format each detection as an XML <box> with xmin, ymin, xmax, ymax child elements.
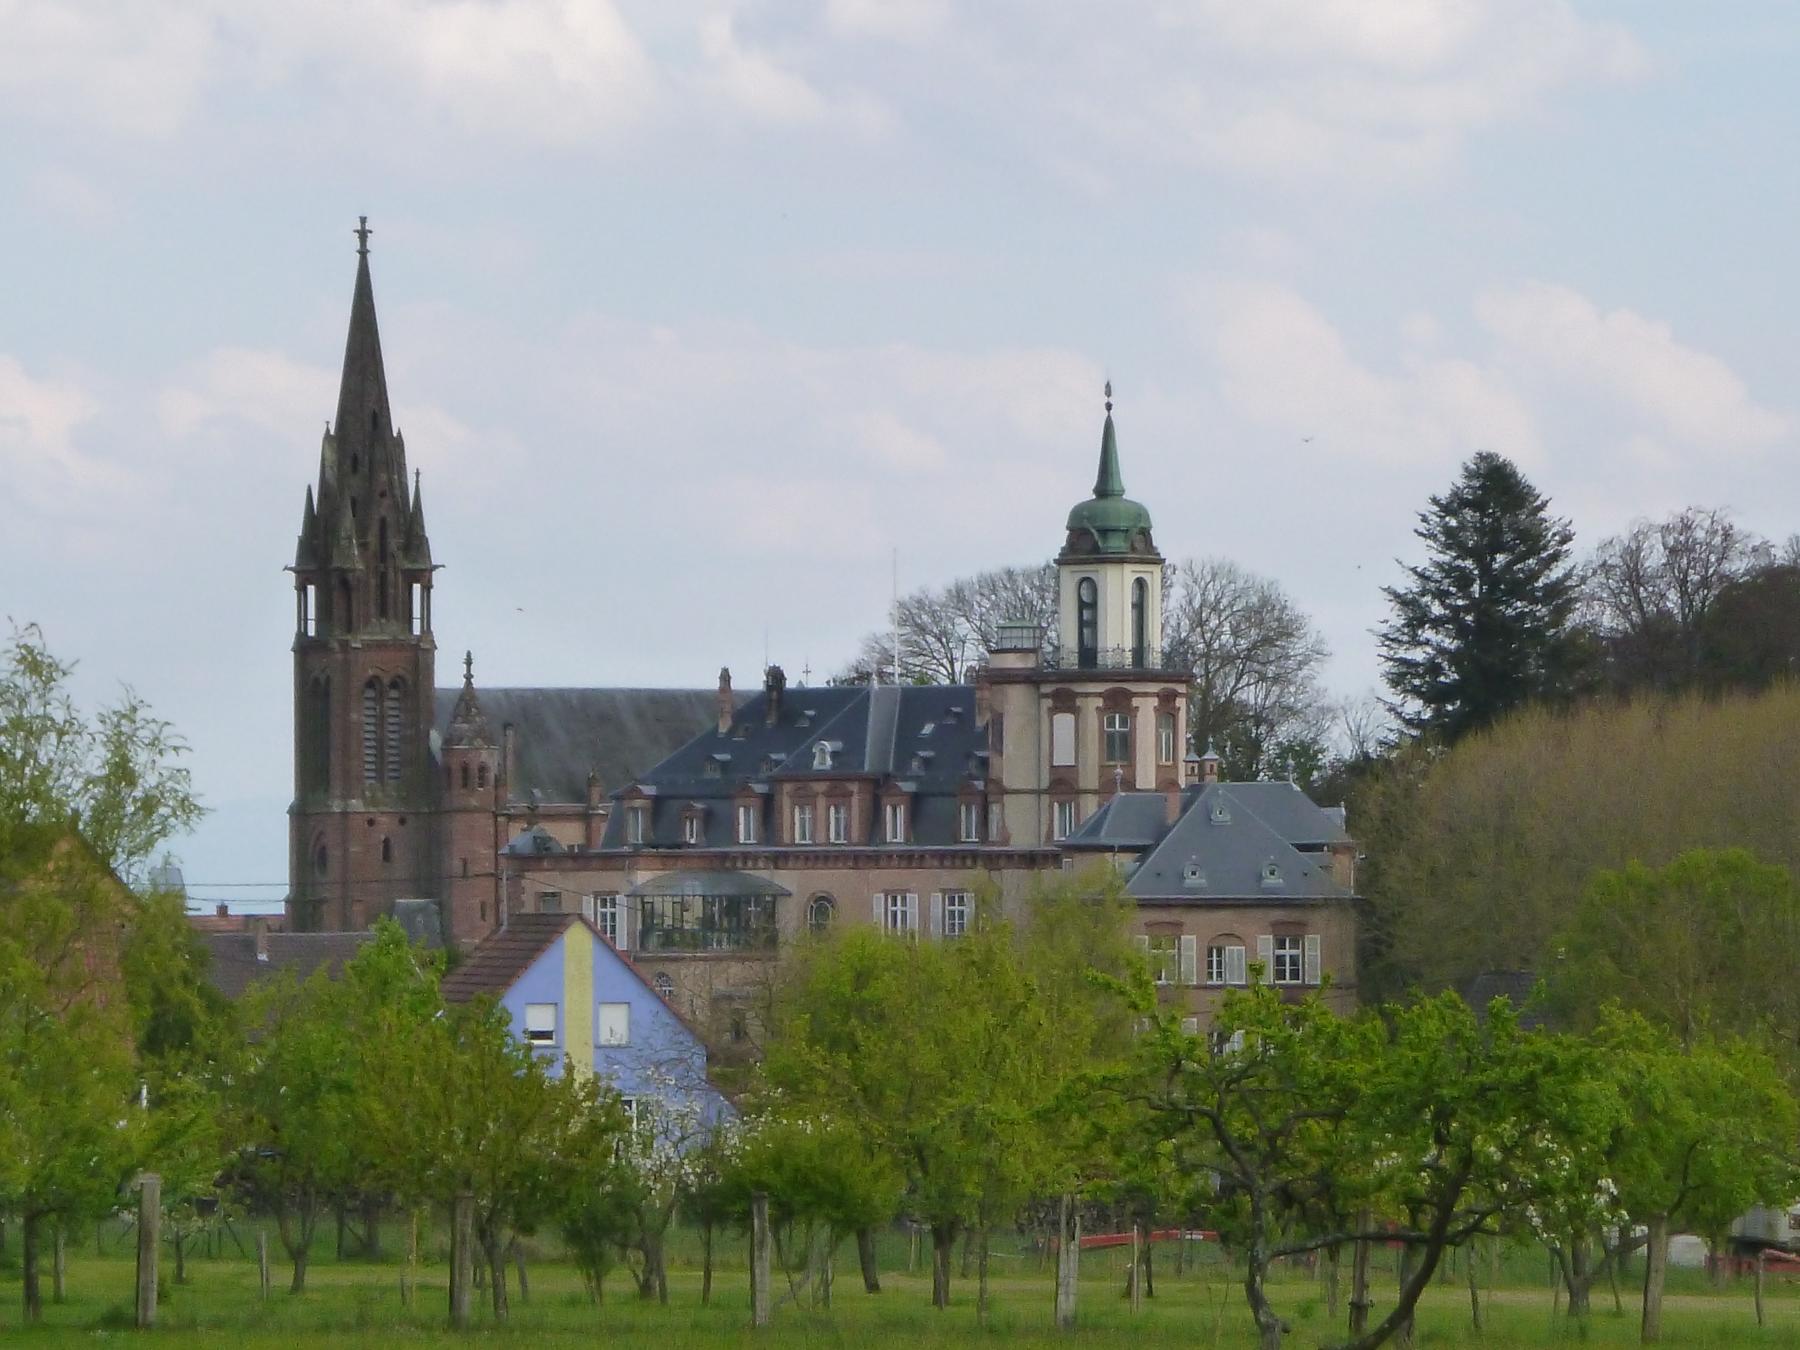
<box><xmin>384</xmin><ymin>679</ymin><xmax>405</xmax><ymax>781</ymax></box>
<box><xmin>361</xmin><ymin>680</ymin><xmax>380</xmax><ymax>783</ymax></box>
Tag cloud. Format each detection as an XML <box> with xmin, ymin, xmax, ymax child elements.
<box><xmin>0</xmin><ymin>355</ymin><xmax>112</xmax><ymax>506</ymax></box>
<box><xmin>1476</xmin><ymin>281</ymin><xmax>1789</xmax><ymax>450</ymax></box>
<box><xmin>1194</xmin><ymin>280</ymin><xmax>1541</xmax><ymax>466</ymax></box>
<box><xmin>158</xmin><ymin>348</ymin><xmax>335</xmax><ymax>442</ymax></box>
<box><xmin>0</xmin><ymin>0</ymin><xmax>656</xmax><ymax>147</ymax></box>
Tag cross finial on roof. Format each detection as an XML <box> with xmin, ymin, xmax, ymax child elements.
<box><xmin>1104</xmin><ymin>379</ymin><xmax>1112</xmax><ymax>413</ymax></box>
<box><xmin>463</xmin><ymin>650</ymin><xmax>474</xmax><ymax>683</ymax></box>
<box><xmin>355</xmin><ymin>216</ymin><xmax>372</xmax><ymax>257</ymax></box>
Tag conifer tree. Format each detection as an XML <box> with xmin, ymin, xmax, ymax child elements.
<box><xmin>1378</xmin><ymin>452</ymin><xmax>1581</xmax><ymax>741</ymax></box>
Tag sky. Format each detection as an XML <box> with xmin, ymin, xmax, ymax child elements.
<box><xmin>3</xmin><ymin>1</ymin><xmax>1797</xmax><ymax>906</ymax></box>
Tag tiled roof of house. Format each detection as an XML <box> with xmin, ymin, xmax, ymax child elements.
<box><xmin>440</xmin><ymin>912</ymin><xmax>575</xmax><ymax>1004</ymax></box>
<box><xmin>203</xmin><ymin>931</ymin><xmax>374</xmax><ymax>1000</ymax></box>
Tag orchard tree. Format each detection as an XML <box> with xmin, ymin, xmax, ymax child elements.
<box><xmin>1378</xmin><ymin>452</ymin><xmax>1582</xmax><ymax>742</ymax></box>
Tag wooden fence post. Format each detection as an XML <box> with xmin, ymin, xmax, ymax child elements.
<box><xmin>1054</xmin><ymin>1192</ymin><xmax>1080</xmax><ymax>1330</ymax></box>
<box><xmin>449</xmin><ymin>1194</ymin><xmax>475</xmax><ymax>1329</ymax></box>
<box><xmin>135</xmin><ymin>1173</ymin><xmax>161</xmax><ymax>1330</ymax></box>
<box><xmin>257</xmin><ymin>1230</ymin><xmax>271</xmax><ymax>1300</ymax></box>
<box><xmin>1129</xmin><ymin>1222</ymin><xmax>1143</xmax><ymax>1312</ymax></box>
<box><xmin>750</xmin><ymin>1193</ymin><xmax>772</xmax><ymax>1328</ymax></box>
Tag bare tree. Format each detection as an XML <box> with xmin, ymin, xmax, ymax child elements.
<box><xmin>1586</xmin><ymin>508</ymin><xmax>1755</xmax><ymax>688</ymax></box>
<box><xmin>1161</xmin><ymin>559</ymin><xmax>1330</xmax><ymax>780</ymax></box>
<box><xmin>834</xmin><ymin>564</ymin><xmax>1057</xmax><ymax>685</ymax></box>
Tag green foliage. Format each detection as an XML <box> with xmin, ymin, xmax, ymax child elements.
<box><xmin>1549</xmin><ymin>849</ymin><xmax>1800</xmax><ymax>1064</ymax></box>
<box><xmin>1352</xmin><ymin>685</ymin><xmax>1800</xmax><ymax>996</ymax></box>
<box><xmin>1378</xmin><ymin>452</ymin><xmax>1582</xmax><ymax>744</ymax></box>
<box><xmin>0</xmin><ymin>623</ymin><xmax>203</xmax><ymax>883</ymax></box>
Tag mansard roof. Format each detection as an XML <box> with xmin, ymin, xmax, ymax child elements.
<box><xmin>1124</xmin><ymin>782</ymin><xmax>1353</xmax><ymax>903</ymax></box>
<box><xmin>431</xmin><ymin>686</ymin><xmax>731</xmax><ymax>804</ymax></box>
<box><xmin>600</xmin><ymin>681</ymin><xmax>989</xmax><ymax>850</ymax></box>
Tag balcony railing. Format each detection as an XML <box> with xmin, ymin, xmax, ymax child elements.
<box><xmin>1040</xmin><ymin>645</ymin><xmax>1181</xmax><ymax>673</ymax></box>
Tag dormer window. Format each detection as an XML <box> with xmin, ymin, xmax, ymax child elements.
<box><xmin>885</xmin><ymin>801</ymin><xmax>907</xmax><ymax>843</ymax></box>
<box><xmin>626</xmin><ymin>805</ymin><xmax>647</xmax><ymax>846</ymax></box>
<box><xmin>1260</xmin><ymin>861</ymin><xmax>1283</xmax><ymax>890</ymax></box>
<box><xmin>1210</xmin><ymin>798</ymin><xmax>1230</xmax><ymax>824</ymax></box>
<box><xmin>704</xmin><ymin>756</ymin><xmax>725</xmax><ymax>778</ymax></box>
<box><xmin>813</xmin><ymin>741</ymin><xmax>832</xmax><ymax>771</ymax></box>
<box><xmin>919</xmin><ymin>721</ymin><xmax>935</xmax><ymax>738</ymax></box>
<box><xmin>682</xmin><ymin>813</ymin><xmax>702</xmax><ymax>846</ymax></box>
<box><xmin>1183</xmin><ymin>863</ymin><xmax>1204</xmax><ymax>887</ymax></box>
<box><xmin>737</xmin><ymin>803</ymin><xmax>759</xmax><ymax>845</ymax></box>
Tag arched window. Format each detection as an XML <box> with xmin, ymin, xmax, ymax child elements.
<box><xmin>381</xmin><ymin>836</ymin><xmax>392</xmax><ymax>864</ymax></box>
<box><xmin>384</xmin><ymin>679</ymin><xmax>405</xmax><ymax>782</ymax></box>
<box><xmin>1131</xmin><ymin>576</ymin><xmax>1149</xmax><ymax>667</ymax></box>
<box><xmin>1077</xmin><ymin>577</ymin><xmax>1098</xmax><ymax>668</ymax></box>
<box><xmin>653</xmin><ymin>972</ymin><xmax>675</xmax><ymax>999</ymax></box>
<box><xmin>361</xmin><ymin>680</ymin><xmax>380</xmax><ymax>783</ymax></box>
<box><xmin>807</xmin><ymin>894</ymin><xmax>836</xmax><ymax>935</ymax></box>
<box><xmin>313</xmin><ymin>840</ymin><xmax>328</xmax><ymax>878</ymax></box>
<box><xmin>460</xmin><ymin>763</ymin><xmax>471</xmax><ymax>790</ymax></box>
<box><xmin>477</xmin><ymin>763</ymin><xmax>489</xmax><ymax>789</ymax></box>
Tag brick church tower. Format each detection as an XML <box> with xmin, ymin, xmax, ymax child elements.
<box><xmin>288</xmin><ymin>221</ymin><xmax>439</xmax><ymax>931</ymax></box>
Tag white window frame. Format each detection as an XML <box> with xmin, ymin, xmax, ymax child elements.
<box><xmin>827</xmin><ymin>802</ymin><xmax>849</xmax><ymax>844</ymax></box>
<box><xmin>1052</xmin><ymin>799</ymin><xmax>1075</xmax><ymax>841</ymax></box>
<box><xmin>942</xmin><ymin>890</ymin><xmax>971</xmax><ymax>938</ymax></box>
<box><xmin>1050</xmin><ymin>711</ymin><xmax>1076</xmax><ymax>767</ymax></box>
<box><xmin>1146</xmin><ymin>935</ymin><xmax>1177</xmax><ymax>986</ymax></box>
<box><xmin>959</xmin><ymin>801</ymin><xmax>980</xmax><ymax>843</ymax></box>
<box><xmin>1272</xmin><ymin>935</ymin><xmax>1304</xmax><ymax>986</ymax></box>
<box><xmin>626</xmin><ymin>805</ymin><xmax>646</xmax><ymax>846</ymax></box>
<box><xmin>879</xmin><ymin>891</ymin><xmax>918</xmax><ymax>935</ymax></box>
<box><xmin>807</xmin><ymin>894</ymin><xmax>835</xmax><ymax>934</ymax></box>
<box><xmin>523</xmin><ymin>1002</ymin><xmax>557</xmax><ymax>1045</ymax></box>
<box><xmin>1157</xmin><ymin>713</ymin><xmax>1176</xmax><ymax>766</ymax></box>
<box><xmin>792</xmin><ymin>803</ymin><xmax>815</xmax><ymax>845</ymax></box>
<box><xmin>682</xmin><ymin>813</ymin><xmax>702</xmax><ymax>845</ymax></box>
<box><xmin>885</xmin><ymin>800</ymin><xmax>907</xmax><ymax>844</ymax></box>
<box><xmin>1103</xmin><ymin>712</ymin><xmax>1130</xmax><ymax>765</ymax></box>
<box><xmin>593</xmin><ymin>893</ymin><xmax>621</xmax><ymax>945</ymax></box>
<box><xmin>737</xmin><ymin>802</ymin><xmax>758</xmax><ymax>845</ymax></box>
<box><xmin>597</xmin><ymin>1001</ymin><xmax>630</xmax><ymax>1047</ymax></box>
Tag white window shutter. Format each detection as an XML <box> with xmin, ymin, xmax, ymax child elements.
<box><xmin>618</xmin><ymin>898</ymin><xmax>633</xmax><ymax>952</ymax></box>
<box><xmin>928</xmin><ymin>892</ymin><xmax>943</xmax><ymax>939</ymax></box>
<box><xmin>1255</xmin><ymin>935</ymin><xmax>1274</xmax><ymax>983</ymax></box>
<box><xmin>1304</xmin><ymin>933</ymin><xmax>1322</xmax><ymax>986</ymax></box>
<box><xmin>873</xmin><ymin>893</ymin><xmax>885</xmax><ymax>927</ymax></box>
<box><xmin>1179</xmin><ymin>934</ymin><xmax>1198</xmax><ymax>986</ymax></box>
<box><xmin>1227</xmin><ymin>944</ymin><xmax>1247</xmax><ymax>986</ymax></box>
<box><xmin>905</xmin><ymin>892</ymin><xmax>919</xmax><ymax>932</ymax></box>
<box><xmin>1134</xmin><ymin>935</ymin><xmax>1151</xmax><ymax>965</ymax></box>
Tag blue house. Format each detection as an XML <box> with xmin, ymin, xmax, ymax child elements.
<box><xmin>441</xmin><ymin>912</ymin><xmax>732</xmax><ymax>1136</ymax></box>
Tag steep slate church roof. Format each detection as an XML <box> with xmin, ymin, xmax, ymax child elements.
<box><xmin>601</xmin><ymin>675</ymin><xmax>989</xmax><ymax>849</ymax></box>
<box><xmin>432</xmin><ymin>686</ymin><xmax>727</xmax><ymax>802</ymax></box>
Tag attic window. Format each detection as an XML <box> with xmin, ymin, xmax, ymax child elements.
<box><xmin>919</xmin><ymin>721</ymin><xmax>935</xmax><ymax>737</ymax></box>
<box><xmin>813</xmin><ymin>741</ymin><xmax>832</xmax><ymax>771</ymax></box>
<box><xmin>1260</xmin><ymin>862</ymin><xmax>1284</xmax><ymax>889</ymax></box>
<box><xmin>704</xmin><ymin>758</ymin><xmax>723</xmax><ymax>778</ymax></box>
<box><xmin>761</xmin><ymin>755</ymin><xmax>780</xmax><ymax>775</ymax></box>
<box><xmin>798</xmin><ymin>709</ymin><xmax>815</xmax><ymax>728</ymax></box>
<box><xmin>1183</xmin><ymin>863</ymin><xmax>1204</xmax><ymax>887</ymax></box>
<box><xmin>1210</xmin><ymin>799</ymin><xmax>1230</xmax><ymax>824</ymax></box>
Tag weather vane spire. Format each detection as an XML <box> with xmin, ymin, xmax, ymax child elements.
<box><xmin>1104</xmin><ymin>379</ymin><xmax>1113</xmax><ymax>414</ymax></box>
<box><xmin>354</xmin><ymin>216</ymin><xmax>372</xmax><ymax>258</ymax></box>
<box><xmin>463</xmin><ymin>650</ymin><xmax>474</xmax><ymax>683</ymax></box>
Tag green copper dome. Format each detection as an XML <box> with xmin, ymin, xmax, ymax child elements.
<box><xmin>1063</xmin><ymin>393</ymin><xmax>1156</xmax><ymax>556</ymax></box>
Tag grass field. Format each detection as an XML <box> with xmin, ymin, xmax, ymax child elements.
<box><xmin>0</xmin><ymin>1224</ymin><xmax>1796</xmax><ymax>1347</ymax></box>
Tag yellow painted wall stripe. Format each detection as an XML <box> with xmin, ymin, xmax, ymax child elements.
<box><xmin>564</xmin><ymin>926</ymin><xmax>594</xmax><ymax>1079</ymax></box>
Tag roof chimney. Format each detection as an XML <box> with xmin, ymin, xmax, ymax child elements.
<box><xmin>763</xmin><ymin>664</ymin><xmax>786</xmax><ymax>727</ymax></box>
<box><xmin>215</xmin><ymin>901</ymin><xmax>229</xmax><ymax>918</ymax></box>
<box><xmin>717</xmin><ymin>667</ymin><xmax>733</xmax><ymax>735</ymax></box>
<box><xmin>251</xmin><ymin>916</ymin><xmax>270</xmax><ymax>962</ymax></box>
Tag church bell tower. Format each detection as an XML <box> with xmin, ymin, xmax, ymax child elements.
<box><xmin>288</xmin><ymin>219</ymin><xmax>439</xmax><ymax>931</ymax></box>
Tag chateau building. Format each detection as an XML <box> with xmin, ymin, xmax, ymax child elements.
<box><xmin>284</xmin><ymin>227</ymin><xmax>1359</xmax><ymax>1035</ymax></box>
